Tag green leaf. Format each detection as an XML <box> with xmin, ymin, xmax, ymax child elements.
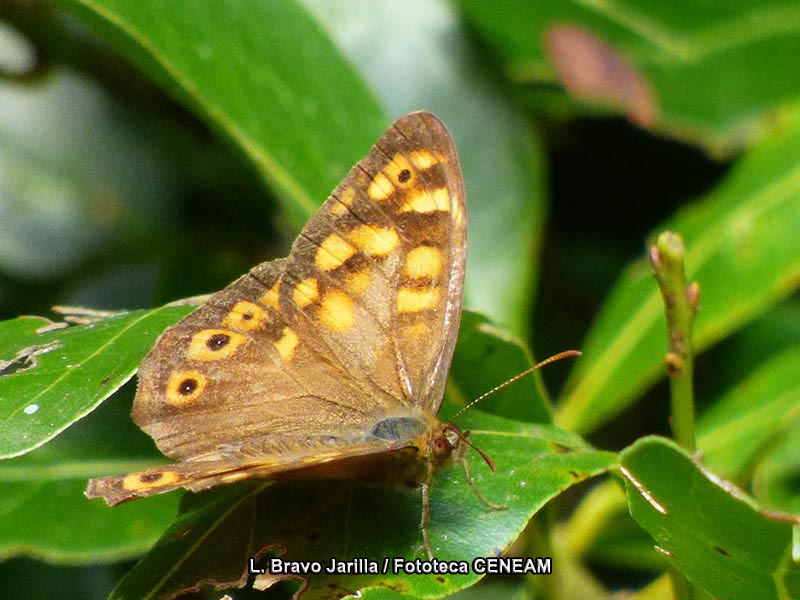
<box><xmin>698</xmin><ymin>347</ymin><xmax>800</xmax><ymax>478</ymax></box>
<box><xmin>752</xmin><ymin>425</ymin><xmax>800</xmax><ymax>515</ymax></box>
<box><xmin>300</xmin><ymin>0</ymin><xmax>547</xmax><ymax>335</ymax></box>
<box><xmin>449</xmin><ymin>311</ymin><xmax>551</xmax><ymax>424</ymax></box>
<box><xmin>55</xmin><ymin>0</ymin><xmax>387</xmax><ymax>229</ymax></box>
<box><xmin>558</xmin><ymin>123</ymin><xmax>800</xmax><ymax>433</ymax></box>
<box><xmin>620</xmin><ymin>436</ymin><xmax>800</xmax><ymax>600</ymax></box>
<box><xmin>457</xmin><ymin>0</ymin><xmax>800</xmax><ymax>152</ymax></box>
<box><xmin>109</xmin><ymin>410</ymin><xmax>615</xmax><ymax>600</ymax></box>
<box><xmin>0</xmin><ymin>306</ymin><xmax>192</xmax><ymax>458</ymax></box>
<box><xmin>701</xmin><ymin>300</ymin><xmax>800</xmax><ymax>399</ymax></box>
<box><xmin>0</xmin><ymin>393</ymin><xmax>177</xmax><ymax>563</ymax></box>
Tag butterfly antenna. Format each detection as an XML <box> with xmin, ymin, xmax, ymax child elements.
<box><xmin>450</xmin><ymin>350</ymin><xmax>582</xmax><ymax>422</ymax></box>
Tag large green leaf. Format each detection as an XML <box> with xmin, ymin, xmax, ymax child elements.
<box><xmin>109</xmin><ymin>411</ymin><xmax>615</xmax><ymax>600</ymax></box>
<box><xmin>558</xmin><ymin>122</ymin><xmax>800</xmax><ymax>433</ymax></box>
<box><xmin>621</xmin><ymin>436</ymin><xmax>800</xmax><ymax>600</ymax></box>
<box><xmin>457</xmin><ymin>0</ymin><xmax>800</xmax><ymax>152</ymax></box>
<box><xmin>55</xmin><ymin>0</ymin><xmax>387</xmax><ymax>229</ymax></box>
<box><xmin>0</xmin><ymin>305</ymin><xmax>192</xmax><ymax>458</ymax></box>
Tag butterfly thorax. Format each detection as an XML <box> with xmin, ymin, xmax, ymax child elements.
<box><xmin>368</xmin><ymin>409</ymin><xmax>458</xmax><ymax>456</ymax></box>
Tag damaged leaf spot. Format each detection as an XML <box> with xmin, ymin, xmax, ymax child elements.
<box><xmin>34</xmin><ymin>320</ymin><xmax>69</xmax><ymax>334</ymax></box>
<box><xmin>52</xmin><ymin>305</ymin><xmax>124</xmax><ymax>324</ymax></box>
<box><xmin>0</xmin><ymin>342</ymin><xmax>62</xmax><ymax>376</ymax></box>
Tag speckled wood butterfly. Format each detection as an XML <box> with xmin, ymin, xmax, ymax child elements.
<box><xmin>86</xmin><ymin>111</ymin><xmax>502</xmax><ymax>557</ymax></box>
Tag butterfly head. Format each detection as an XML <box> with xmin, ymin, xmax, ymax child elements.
<box><xmin>430</xmin><ymin>428</ymin><xmax>456</xmax><ymax>460</ymax></box>
<box><xmin>426</xmin><ymin>422</ymin><xmax>463</xmax><ymax>467</ymax></box>
<box><xmin>436</xmin><ymin>422</ymin><xmax>496</xmax><ymax>472</ymax></box>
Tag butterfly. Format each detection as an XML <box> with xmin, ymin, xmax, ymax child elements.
<box><xmin>85</xmin><ymin>110</ymin><xmax>504</xmax><ymax>559</ymax></box>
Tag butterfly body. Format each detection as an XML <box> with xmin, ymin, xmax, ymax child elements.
<box><xmin>86</xmin><ymin>111</ymin><xmax>490</xmax><ymax>557</ymax></box>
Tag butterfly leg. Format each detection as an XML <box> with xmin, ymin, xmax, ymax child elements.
<box><xmin>420</xmin><ymin>460</ymin><xmax>435</xmax><ymax>560</ymax></box>
<box><xmin>420</xmin><ymin>481</ymin><xmax>434</xmax><ymax>560</ymax></box>
<box><xmin>460</xmin><ymin>456</ymin><xmax>508</xmax><ymax>511</ymax></box>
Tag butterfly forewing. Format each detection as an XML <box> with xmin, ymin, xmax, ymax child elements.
<box><xmin>282</xmin><ymin>112</ymin><xmax>466</xmax><ymax>413</ymax></box>
<box><xmin>388</xmin><ymin>113</ymin><xmax>467</xmax><ymax>411</ymax></box>
<box><xmin>87</xmin><ymin>111</ymin><xmax>466</xmax><ymax>505</ymax></box>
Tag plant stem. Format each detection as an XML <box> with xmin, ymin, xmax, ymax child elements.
<box><xmin>650</xmin><ymin>231</ymin><xmax>698</xmax><ymax>453</ymax></box>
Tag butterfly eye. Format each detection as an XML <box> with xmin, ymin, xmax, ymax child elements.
<box><xmin>431</xmin><ymin>435</ymin><xmax>453</xmax><ymax>458</ymax></box>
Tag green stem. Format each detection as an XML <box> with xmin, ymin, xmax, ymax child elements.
<box><xmin>650</xmin><ymin>231</ymin><xmax>698</xmax><ymax>454</ymax></box>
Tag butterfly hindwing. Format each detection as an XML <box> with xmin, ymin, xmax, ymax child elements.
<box><xmin>85</xmin><ymin>440</ymin><xmax>413</xmax><ymax>506</ymax></box>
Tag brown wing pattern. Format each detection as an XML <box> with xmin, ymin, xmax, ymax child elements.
<box><xmin>87</xmin><ymin>112</ymin><xmax>466</xmax><ymax>505</ymax></box>
<box><xmin>131</xmin><ymin>259</ymin><xmax>401</xmax><ymax>464</ymax></box>
<box><xmin>281</xmin><ymin>111</ymin><xmax>466</xmax><ymax>413</ymax></box>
